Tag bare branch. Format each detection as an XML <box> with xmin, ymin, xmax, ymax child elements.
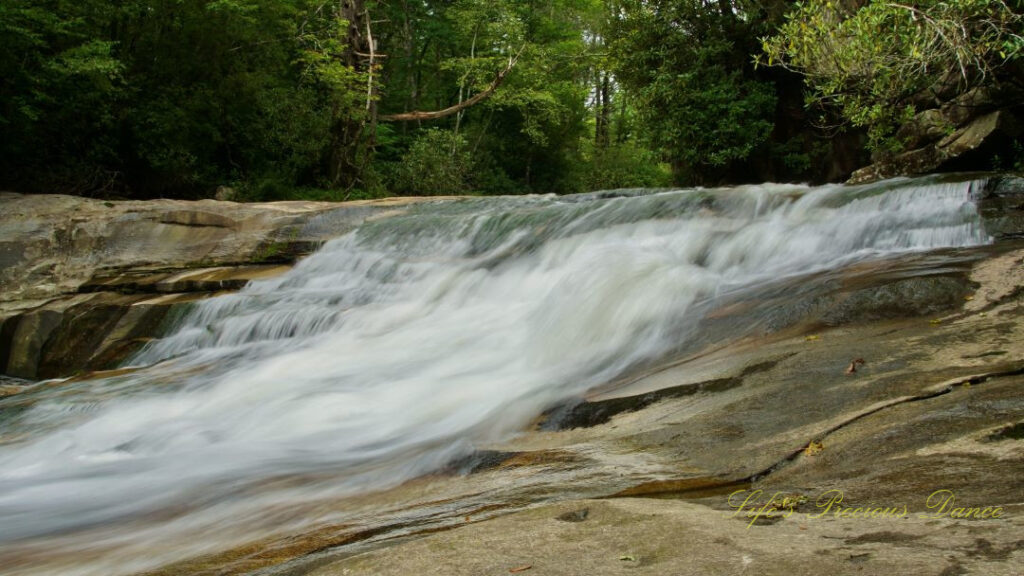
<box><xmin>380</xmin><ymin>46</ymin><xmax>525</xmax><ymax>122</ymax></box>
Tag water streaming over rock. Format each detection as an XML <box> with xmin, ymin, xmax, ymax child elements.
<box><xmin>0</xmin><ymin>176</ymin><xmax>992</xmax><ymax>575</ymax></box>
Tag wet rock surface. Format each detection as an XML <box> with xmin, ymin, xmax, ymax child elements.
<box><xmin>0</xmin><ymin>193</ymin><xmax>456</xmax><ymax>379</ymax></box>
<box><xmin>0</xmin><ymin>192</ymin><xmax>456</xmax><ymax>304</ymax></box>
<box><xmin>2</xmin><ymin>174</ymin><xmax>1021</xmax><ymax>381</ymax></box>
<box><xmin>979</xmin><ymin>174</ymin><xmax>1024</xmax><ymax>240</ymax></box>
<box><xmin>251</xmin><ymin>244</ymin><xmax>1024</xmax><ymax>576</ymax></box>
<box><xmin>1</xmin><ymin>179</ymin><xmax>1023</xmax><ymax>576</ymax></box>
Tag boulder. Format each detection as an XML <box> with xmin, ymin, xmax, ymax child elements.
<box><xmin>892</xmin><ymin>108</ymin><xmax>952</xmax><ymax>151</ymax></box>
<box><xmin>941</xmin><ymin>85</ymin><xmax>1002</xmax><ymax>127</ymax></box>
<box><xmin>849</xmin><ymin>110</ymin><xmax>1021</xmax><ymax>184</ymax></box>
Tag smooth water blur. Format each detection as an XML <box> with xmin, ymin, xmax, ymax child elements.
<box><xmin>0</xmin><ymin>176</ymin><xmax>991</xmax><ymax>574</ymax></box>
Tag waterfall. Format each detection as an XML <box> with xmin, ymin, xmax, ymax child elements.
<box><xmin>0</xmin><ymin>176</ymin><xmax>990</xmax><ymax>575</ymax></box>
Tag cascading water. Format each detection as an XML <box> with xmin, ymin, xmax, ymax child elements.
<box><xmin>0</xmin><ymin>176</ymin><xmax>992</xmax><ymax>575</ymax></box>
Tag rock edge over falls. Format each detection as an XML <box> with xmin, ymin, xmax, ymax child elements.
<box><xmin>0</xmin><ymin>173</ymin><xmax>1022</xmax><ymax>576</ymax></box>
<box><xmin>0</xmin><ymin>192</ymin><xmax>457</xmax><ymax>380</ymax></box>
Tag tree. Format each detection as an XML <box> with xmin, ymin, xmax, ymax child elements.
<box><xmin>0</xmin><ymin>1</ymin><xmax>125</xmax><ymax>193</ymax></box>
<box><xmin>371</xmin><ymin>0</ymin><xmax>607</xmax><ymax>194</ymax></box>
<box><xmin>608</xmin><ymin>0</ymin><xmax>778</xmax><ymax>185</ymax></box>
<box><xmin>0</xmin><ymin>0</ymin><xmax>700</xmax><ymax>197</ymax></box>
<box><xmin>0</xmin><ymin>0</ymin><xmax>367</xmax><ymax>197</ymax></box>
<box><xmin>761</xmin><ymin>0</ymin><xmax>1024</xmax><ymax>152</ymax></box>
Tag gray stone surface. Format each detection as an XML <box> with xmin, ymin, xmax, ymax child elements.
<box><xmin>140</xmin><ymin>246</ymin><xmax>1024</xmax><ymax>576</ymax></box>
<box><xmin>849</xmin><ymin>110</ymin><xmax>1021</xmax><ymax>184</ymax></box>
<box><xmin>0</xmin><ymin>192</ymin><xmax>454</xmax><ymax>304</ymax></box>
<box><xmin>0</xmin><ymin>193</ymin><xmax>457</xmax><ymax>378</ymax></box>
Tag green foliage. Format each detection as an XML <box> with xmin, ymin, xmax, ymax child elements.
<box><xmin>385</xmin><ymin>129</ymin><xmax>477</xmax><ymax>196</ymax></box>
<box><xmin>1</xmin><ymin>0</ymin><xmax>848</xmax><ymax>199</ymax></box>
<box><xmin>580</xmin><ymin>142</ymin><xmax>672</xmax><ymax>190</ymax></box>
<box><xmin>990</xmin><ymin>139</ymin><xmax>1024</xmax><ymax>172</ymax></box>
<box><xmin>641</xmin><ymin>60</ymin><xmax>776</xmax><ymax>170</ymax></box>
<box><xmin>374</xmin><ymin>0</ymin><xmax>603</xmax><ymax>195</ymax></box>
<box><xmin>609</xmin><ymin>0</ymin><xmax>779</xmax><ymax>184</ymax></box>
<box><xmin>0</xmin><ymin>0</ymin><xmax>363</xmax><ymax>197</ymax></box>
<box><xmin>237</xmin><ymin>179</ymin><xmax>386</xmax><ymax>203</ymax></box>
<box><xmin>771</xmin><ymin>136</ymin><xmax>816</xmax><ymax>175</ymax></box>
<box><xmin>761</xmin><ymin>0</ymin><xmax>1024</xmax><ymax>152</ymax></box>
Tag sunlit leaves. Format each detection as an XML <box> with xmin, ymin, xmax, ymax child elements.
<box><xmin>760</xmin><ymin>0</ymin><xmax>1024</xmax><ymax>151</ymax></box>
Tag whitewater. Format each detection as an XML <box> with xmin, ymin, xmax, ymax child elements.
<box><xmin>0</xmin><ymin>176</ymin><xmax>991</xmax><ymax>574</ymax></box>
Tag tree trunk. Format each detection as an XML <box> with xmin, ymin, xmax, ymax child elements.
<box><xmin>401</xmin><ymin>0</ymin><xmax>415</xmax><ymax>136</ymax></box>
<box><xmin>616</xmin><ymin>91</ymin><xmax>628</xmax><ymax>144</ymax></box>
<box><xmin>597</xmin><ymin>73</ymin><xmax>611</xmax><ymax>148</ymax></box>
<box><xmin>595</xmin><ymin>71</ymin><xmax>605</xmax><ymax>147</ymax></box>
<box><xmin>453</xmin><ymin>28</ymin><xmax>478</xmax><ymax>156</ymax></box>
<box><xmin>328</xmin><ymin>0</ymin><xmax>371</xmax><ymax>189</ymax></box>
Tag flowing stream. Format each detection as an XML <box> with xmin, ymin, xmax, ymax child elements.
<box><xmin>0</xmin><ymin>176</ymin><xmax>993</xmax><ymax>574</ymax></box>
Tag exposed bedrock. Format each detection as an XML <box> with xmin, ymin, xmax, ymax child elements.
<box><xmin>0</xmin><ymin>193</ymin><xmax>456</xmax><ymax>379</ymax></box>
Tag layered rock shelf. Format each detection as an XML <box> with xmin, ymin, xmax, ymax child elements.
<box><xmin>0</xmin><ymin>192</ymin><xmax>455</xmax><ymax>379</ymax></box>
<box><xmin>0</xmin><ymin>176</ymin><xmax>1022</xmax><ymax>576</ymax></box>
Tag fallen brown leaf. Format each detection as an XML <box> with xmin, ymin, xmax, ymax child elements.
<box><xmin>845</xmin><ymin>357</ymin><xmax>865</xmax><ymax>374</ymax></box>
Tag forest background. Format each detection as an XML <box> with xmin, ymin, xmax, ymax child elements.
<box><xmin>1</xmin><ymin>0</ymin><xmax>1021</xmax><ymax>201</ymax></box>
